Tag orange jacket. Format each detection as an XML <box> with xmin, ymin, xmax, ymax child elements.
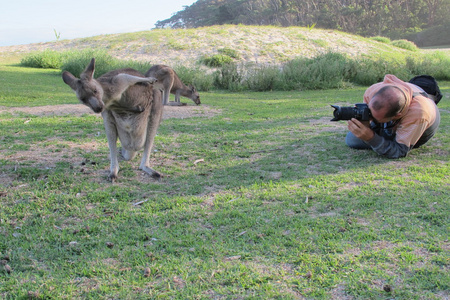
<box><xmin>363</xmin><ymin>74</ymin><xmax>439</xmax><ymax>157</ymax></box>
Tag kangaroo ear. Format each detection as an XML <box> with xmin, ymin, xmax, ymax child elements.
<box><xmin>62</xmin><ymin>71</ymin><xmax>79</xmax><ymax>90</ymax></box>
<box><xmin>81</xmin><ymin>58</ymin><xmax>95</xmax><ymax>81</ymax></box>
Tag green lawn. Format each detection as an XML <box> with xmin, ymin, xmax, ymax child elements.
<box><xmin>0</xmin><ymin>59</ymin><xmax>449</xmax><ymax>299</ymax></box>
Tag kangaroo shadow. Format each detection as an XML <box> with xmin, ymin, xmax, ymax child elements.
<box><xmin>157</xmin><ymin>117</ymin><xmax>392</xmax><ymax>197</ymax></box>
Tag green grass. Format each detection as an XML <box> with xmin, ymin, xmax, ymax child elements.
<box><xmin>0</xmin><ymin>62</ymin><xmax>72</xmax><ymax>107</ymax></box>
<box><xmin>0</xmin><ymin>57</ymin><xmax>449</xmax><ymax>299</ymax></box>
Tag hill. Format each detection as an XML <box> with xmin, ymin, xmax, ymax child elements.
<box><xmin>0</xmin><ymin>25</ymin><xmax>430</xmax><ymax>66</ymax></box>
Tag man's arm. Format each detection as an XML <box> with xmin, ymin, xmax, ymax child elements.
<box><xmin>348</xmin><ymin>118</ymin><xmax>410</xmax><ymax>158</ymax></box>
<box><xmin>365</xmin><ymin>134</ymin><xmax>410</xmax><ymax>158</ymax></box>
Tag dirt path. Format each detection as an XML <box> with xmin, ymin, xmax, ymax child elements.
<box><xmin>0</xmin><ymin>103</ymin><xmax>221</xmax><ymax>186</ymax></box>
<box><xmin>0</xmin><ymin>104</ymin><xmax>221</xmax><ymax>119</ymax></box>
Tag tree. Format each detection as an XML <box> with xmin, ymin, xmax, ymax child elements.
<box><xmin>153</xmin><ymin>0</ymin><xmax>450</xmax><ymax>41</ymax></box>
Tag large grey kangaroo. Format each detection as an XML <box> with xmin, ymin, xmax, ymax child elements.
<box><xmin>62</xmin><ymin>58</ymin><xmax>163</xmax><ymax>182</ymax></box>
<box><xmin>145</xmin><ymin>64</ymin><xmax>201</xmax><ymax>106</ymax></box>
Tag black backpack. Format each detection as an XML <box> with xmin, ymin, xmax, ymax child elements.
<box><xmin>409</xmin><ymin>75</ymin><xmax>443</xmax><ymax>105</ymax></box>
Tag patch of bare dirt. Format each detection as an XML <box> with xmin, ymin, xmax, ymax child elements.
<box><xmin>0</xmin><ymin>104</ymin><xmax>221</xmax><ymax>189</ymax></box>
<box><xmin>0</xmin><ymin>104</ymin><xmax>221</xmax><ymax>119</ymax></box>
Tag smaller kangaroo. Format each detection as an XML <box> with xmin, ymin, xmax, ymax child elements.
<box><xmin>145</xmin><ymin>64</ymin><xmax>201</xmax><ymax>106</ymax></box>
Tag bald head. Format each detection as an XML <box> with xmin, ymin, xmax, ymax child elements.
<box><xmin>371</xmin><ymin>85</ymin><xmax>407</xmax><ymax>119</ymax></box>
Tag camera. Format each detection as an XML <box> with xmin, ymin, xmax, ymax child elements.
<box><xmin>331</xmin><ymin>103</ymin><xmax>372</xmax><ymax>121</ymax></box>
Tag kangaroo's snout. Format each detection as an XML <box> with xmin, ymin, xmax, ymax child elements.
<box><xmin>88</xmin><ymin>97</ymin><xmax>105</xmax><ymax>113</ymax></box>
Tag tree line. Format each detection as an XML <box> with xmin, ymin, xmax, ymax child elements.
<box><xmin>155</xmin><ymin>0</ymin><xmax>450</xmax><ymax>43</ymax></box>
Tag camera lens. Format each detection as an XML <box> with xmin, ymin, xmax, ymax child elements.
<box><xmin>331</xmin><ymin>105</ymin><xmax>356</xmax><ymax>121</ymax></box>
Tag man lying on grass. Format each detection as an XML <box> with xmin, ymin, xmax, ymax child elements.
<box><xmin>346</xmin><ymin>74</ymin><xmax>441</xmax><ymax>158</ymax></box>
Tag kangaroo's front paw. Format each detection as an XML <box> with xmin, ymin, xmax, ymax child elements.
<box><xmin>145</xmin><ymin>77</ymin><xmax>157</xmax><ymax>84</ymax></box>
<box><xmin>132</xmin><ymin>105</ymin><xmax>145</xmax><ymax>113</ymax></box>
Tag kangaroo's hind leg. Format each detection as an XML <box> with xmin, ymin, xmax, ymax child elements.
<box><xmin>162</xmin><ymin>76</ymin><xmax>174</xmax><ymax>105</ymax></box>
<box><xmin>139</xmin><ymin>88</ymin><xmax>164</xmax><ymax>178</ymax></box>
<box><xmin>101</xmin><ymin>111</ymin><xmax>120</xmax><ymax>182</ymax></box>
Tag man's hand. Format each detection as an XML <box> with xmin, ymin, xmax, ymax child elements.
<box><xmin>347</xmin><ymin>118</ymin><xmax>374</xmax><ymax>141</ymax></box>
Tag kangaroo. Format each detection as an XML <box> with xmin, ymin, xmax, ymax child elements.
<box><xmin>145</xmin><ymin>64</ymin><xmax>201</xmax><ymax>106</ymax></box>
<box><xmin>62</xmin><ymin>58</ymin><xmax>164</xmax><ymax>182</ymax></box>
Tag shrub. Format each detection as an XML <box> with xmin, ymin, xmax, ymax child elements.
<box><xmin>173</xmin><ymin>65</ymin><xmax>197</xmax><ymax>85</ymax></box>
<box><xmin>370</xmin><ymin>36</ymin><xmax>391</xmax><ymax>44</ymax></box>
<box><xmin>60</xmin><ymin>49</ymin><xmax>115</xmax><ymax>77</ymax></box>
<box><xmin>174</xmin><ymin>65</ymin><xmax>214</xmax><ymax>92</ymax></box>
<box><xmin>201</xmin><ymin>54</ymin><xmax>234</xmax><ymax>67</ymax></box>
<box><xmin>406</xmin><ymin>52</ymin><xmax>450</xmax><ymax>80</ymax></box>
<box><xmin>213</xmin><ymin>63</ymin><xmax>244</xmax><ymax>91</ymax></box>
<box><xmin>60</xmin><ymin>49</ymin><xmax>149</xmax><ymax>77</ymax></box>
<box><xmin>390</xmin><ymin>39</ymin><xmax>418</xmax><ymax>51</ymax></box>
<box><xmin>21</xmin><ymin>49</ymin><xmax>150</xmax><ymax>76</ymax></box>
<box><xmin>280</xmin><ymin>52</ymin><xmax>354</xmax><ymax>90</ymax></box>
<box><xmin>193</xmin><ymin>72</ymin><xmax>214</xmax><ymax>92</ymax></box>
<box><xmin>245</xmin><ymin>64</ymin><xmax>280</xmax><ymax>91</ymax></box>
<box><xmin>350</xmin><ymin>57</ymin><xmax>386</xmax><ymax>85</ymax></box>
<box><xmin>351</xmin><ymin>56</ymin><xmax>411</xmax><ymax>86</ymax></box>
<box><xmin>20</xmin><ymin>50</ymin><xmax>65</xmax><ymax>69</ymax></box>
<box><xmin>17</xmin><ymin>47</ymin><xmax>450</xmax><ymax>92</ymax></box>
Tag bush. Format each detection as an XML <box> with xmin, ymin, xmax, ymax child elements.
<box><xmin>20</xmin><ymin>50</ymin><xmax>65</xmax><ymax>69</ymax></box>
<box><xmin>193</xmin><ymin>72</ymin><xmax>215</xmax><ymax>92</ymax></box>
<box><xmin>60</xmin><ymin>50</ymin><xmax>112</xmax><ymax>77</ymax></box>
<box><xmin>21</xmin><ymin>49</ymin><xmax>150</xmax><ymax>76</ymax></box>
<box><xmin>60</xmin><ymin>49</ymin><xmax>149</xmax><ymax>77</ymax></box>
<box><xmin>173</xmin><ymin>65</ymin><xmax>197</xmax><ymax>85</ymax></box>
<box><xmin>213</xmin><ymin>63</ymin><xmax>244</xmax><ymax>91</ymax></box>
<box><xmin>351</xmin><ymin>55</ymin><xmax>413</xmax><ymax>86</ymax></box>
<box><xmin>350</xmin><ymin>57</ymin><xmax>387</xmax><ymax>85</ymax></box>
<box><xmin>406</xmin><ymin>52</ymin><xmax>450</xmax><ymax>80</ymax></box>
<box><xmin>245</xmin><ymin>64</ymin><xmax>280</xmax><ymax>91</ymax></box>
<box><xmin>390</xmin><ymin>39</ymin><xmax>418</xmax><ymax>51</ymax></box>
<box><xmin>280</xmin><ymin>52</ymin><xmax>354</xmax><ymax>90</ymax></box>
<box><xmin>201</xmin><ymin>54</ymin><xmax>234</xmax><ymax>67</ymax></box>
<box><xmin>18</xmin><ymin>48</ymin><xmax>450</xmax><ymax>91</ymax></box>
<box><xmin>174</xmin><ymin>65</ymin><xmax>214</xmax><ymax>92</ymax></box>
<box><xmin>370</xmin><ymin>36</ymin><xmax>391</xmax><ymax>44</ymax></box>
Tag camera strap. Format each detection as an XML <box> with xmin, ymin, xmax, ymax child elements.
<box><xmin>413</xmin><ymin>92</ymin><xmax>429</xmax><ymax>98</ymax></box>
<box><xmin>371</xmin><ymin>120</ymin><xmax>400</xmax><ymax>140</ymax></box>
<box><xmin>413</xmin><ymin>91</ymin><xmax>440</xmax><ymax>106</ymax></box>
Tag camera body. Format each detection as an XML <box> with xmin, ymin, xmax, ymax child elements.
<box><xmin>331</xmin><ymin>103</ymin><xmax>372</xmax><ymax>121</ymax></box>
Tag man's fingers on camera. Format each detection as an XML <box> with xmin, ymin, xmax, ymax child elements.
<box><xmin>347</xmin><ymin>119</ymin><xmax>358</xmax><ymax>132</ymax></box>
<box><xmin>348</xmin><ymin>119</ymin><xmax>374</xmax><ymax>141</ymax></box>
<box><xmin>348</xmin><ymin>118</ymin><xmax>369</xmax><ymax>128</ymax></box>
<box><xmin>348</xmin><ymin>118</ymin><xmax>361</xmax><ymax>128</ymax></box>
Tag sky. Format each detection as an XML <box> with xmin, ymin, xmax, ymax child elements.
<box><xmin>0</xmin><ymin>0</ymin><xmax>197</xmax><ymax>47</ymax></box>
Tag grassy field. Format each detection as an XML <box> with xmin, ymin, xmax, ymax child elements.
<box><xmin>0</xmin><ymin>55</ymin><xmax>449</xmax><ymax>299</ymax></box>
